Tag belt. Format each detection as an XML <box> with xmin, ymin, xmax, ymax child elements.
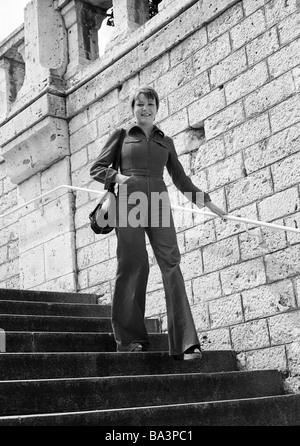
<box><xmin>122</xmin><ymin>169</ymin><xmax>162</xmax><ymax>178</ymax></box>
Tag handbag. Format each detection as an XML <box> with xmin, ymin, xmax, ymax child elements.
<box><xmin>89</xmin><ymin>128</ymin><xmax>125</xmax><ymax>234</ymax></box>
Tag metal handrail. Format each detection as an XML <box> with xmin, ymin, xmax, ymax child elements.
<box><xmin>1</xmin><ymin>184</ymin><xmax>300</xmax><ymax>235</ymax></box>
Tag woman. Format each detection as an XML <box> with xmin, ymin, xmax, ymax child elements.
<box><xmin>90</xmin><ymin>86</ymin><xmax>227</xmax><ymax>360</ymax></box>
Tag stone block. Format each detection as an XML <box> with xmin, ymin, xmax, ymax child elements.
<box><xmin>32</xmin><ymin>272</ymin><xmax>77</xmax><ymax>294</ymax></box>
<box><xmin>207</xmin><ymin>2</ymin><xmax>244</xmax><ymax>41</ymax></box>
<box><xmin>272</xmin><ymin>152</ymin><xmax>300</xmax><ymax>192</ymax></box>
<box><xmin>87</xmin><ymin>257</ymin><xmax>117</xmax><ymax>286</ymax></box>
<box><xmin>20</xmin><ymin>244</ymin><xmax>45</xmax><ymax>289</ymax></box>
<box><xmin>41</xmin><ymin>157</ymin><xmax>72</xmax><ymax>194</ymax></box>
<box><xmin>246</xmin><ymin>26</ymin><xmax>279</xmax><ymax>66</ymax></box>
<box><xmin>203</xmin><ymin>236</ymin><xmax>240</xmax><ymax>273</ymax></box>
<box><xmin>199</xmin><ymin>0</ymin><xmax>241</xmax><ymax>25</ymax></box>
<box><xmin>192</xmin><ymin>271</ymin><xmax>222</xmax><ymax>302</ymax></box>
<box><xmin>66</xmin><ymin>47</ymin><xmax>139</xmax><ymax>117</ymax></box>
<box><xmin>258</xmin><ymin>186</ymin><xmax>299</xmax><ymax>222</ymax></box>
<box><xmin>278</xmin><ymin>9</ymin><xmax>300</xmax><ymax>45</ymax></box>
<box><xmin>265</xmin><ymin>245</ymin><xmax>300</xmax><ymax>282</ymax></box>
<box><xmin>269</xmin><ymin>93</ymin><xmax>300</xmax><ymax>134</ymax></box>
<box><xmin>210</xmin><ymin>47</ymin><xmax>247</xmax><ymax>89</ymax></box>
<box><xmin>140</xmin><ymin>53</ymin><xmax>170</xmax><ymax>87</ymax></box>
<box><xmin>268</xmin><ymin>38</ymin><xmax>300</xmax><ymax>80</ymax></box>
<box><xmin>205</xmin><ymin>101</ymin><xmax>245</xmax><ymax>140</ymax></box>
<box><xmin>69</xmin><ymin>120</ymin><xmax>98</xmax><ymax>154</ymax></box>
<box><xmin>215</xmin><ymin>202</ymin><xmax>258</xmax><ymax>241</ymax></box>
<box><xmin>188</xmin><ymin>88</ymin><xmax>226</xmax><ymax>128</ymax></box>
<box><xmin>209</xmin><ymin>293</ymin><xmax>243</xmax><ymax>328</ymax></box>
<box><xmin>0</xmin><ymin>94</ymin><xmax>66</xmax><ymax>145</ymax></box>
<box><xmin>193</xmin><ymin>32</ymin><xmax>231</xmax><ymax>76</ymax></box>
<box><xmin>230</xmin><ymin>8</ymin><xmax>266</xmax><ymax>50</ymax></box>
<box><xmin>138</xmin><ymin>1</ymin><xmax>203</xmax><ymax>67</ymax></box>
<box><xmin>170</xmin><ymin>27</ymin><xmax>207</xmax><ymax>67</ymax></box>
<box><xmin>244</xmin><ymin>71</ymin><xmax>295</xmax><ymax>118</ymax></box>
<box><xmin>0</xmin><ymin>257</ymin><xmax>19</xmax><ymax>283</ymax></box>
<box><xmin>154</xmin><ymin>57</ymin><xmax>193</xmax><ymax>100</ymax></box>
<box><xmin>0</xmin><ymin>246</ymin><xmax>7</xmax><ymax>264</ymax></box>
<box><xmin>225</xmin><ymin>61</ymin><xmax>269</xmax><ymax>105</ymax></box>
<box><xmin>185</xmin><ymin>221</ymin><xmax>216</xmax><ymax>251</ymax></box>
<box><xmin>44</xmin><ymin>232</ymin><xmax>76</xmax><ymax>282</ymax></box>
<box><xmin>231</xmin><ymin>319</ymin><xmax>270</xmax><ymax>351</ymax></box>
<box><xmin>159</xmin><ymin>108</ymin><xmax>189</xmax><ymax>136</ymax></box>
<box><xmin>97</xmin><ymin>106</ymin><xmax>122</xmax><ymax>137</ymax></box>
<box><xmin>293</xmin><ymin>66</ymin><xmax>300</xmax><ymax>91</ymax></box>
<box><xmin>190</xmin><ymin>172</ymin><xmax>209</xmax><ymax>198</ymax></box>
<box><xmin>243</xmin><ymin>0</ymin><xmax>265</xmax><ymax>16</ymax></box>
<box><xmin>75</xmin><ymin>226</ymin><xmax>95</xmax><ymax>250</ymax></box>
<box><xmin>180</xmin><ymin>248</ymin><xmax>203</xmax><ymax>280</ymax></box>
<box><xmin>239</xmin><ymin>227</ymin><xmax>268</xmax><ymax>261</ymax></box>
<box><xmin>168</xmin><ymin>71</ymin><xmax>210</xmax><ymax>115</ymax></box>
<box><xmin>224</xmin><ymin>112</ymin><xmax>271</xmax><ymax>156</ymax></box>
<box><xmin>1</xmin><ymin>117</ymin><xmax>69</xmax><ymax>185</ymax></box>
<box><xmin>226</xmin><ymin>168</ymin><xmax>273</xmax><ymax>211</ymax></box>
<box><xmin>242</xmin><ymin>280</ymin><xmax>296</xmax><ymax>321</ymax></box>
<box><xmin>191</xmin><ymin>302</ymin><xmax>210</xmax><ymax>331</ymax></box>
<box><xmin>285</xmin><ymin>213</ymin><xmax>300</xmax><ymax>246</ymax></box>
<box><xmin>77</xmin><ymin>238</ymin><xmax>110</xmax><ymax>270</ymax></box>
<box><xmin>268</xmin><ymin>310</ymin><xmax>300</xmax><ymax>345</ymax></box>
<box><xmin>72</xmin><ymin>164</ymin><xmax>95</xmax><ymax>189</ymax></box>
<box><xmin>239</xmin><ymin>219</ymin><xmax>287</xmax><ymax>260</ymax></box>
<box><xmin>220</xmin><ymin>257</ymin><xmax>266</xmax><ymax>295</ymax></box>
<box><xmin>265</xmin><ymin>0</ymin><xmax>299</xmax><ymax>28</ymax></box>
<box><xmin>71</xmin><ymin>148</ymin><xmax>88</xmax><ymax>173</ymax></box>
<box><xmin>244</xmin><ymin>121</ymin><xmax>300</xmax><ymax>174</ymax></box>
<box><xmin>172</xmin><ymin>202</ymin><xmax>194</xmax><ymax>232</ymax></box>
<box><xmin>286</xmin><ymin>341</ymin><xmax>300</xmax><ymax>374</ymax></box>
<box><xmin>69</xmin><ymin>110</ymin><xmax>89</xmax><ymax>135</ymax></box>
<box><xmin>243</xmin><ymin>345</ymin><xmax>287</xmax><ymax>372</ymax></box>
<box><xmin>194</xmin><ymin>136</ymin><xmax>225</xmax><ymax>171</ymax></box>
<box><xmin>207</xmin><ymin>152</ymin><xmax>244</xmax><ymax>190</ymax></box>
<box><xmin>0</xmin><ymin>189</ymin><xmax>18</xmax><ymax>215</ymax></box>
<box><xmin>146</xmin><ymin>288</ymin><xmax>167</xmax><ymax>320</ymax></box>
<box><xmin>18</xmin><ymin>194</ymin><xmax>75</xmax><ymax>254</ymax></box>
<box><xmin>199</xmin><ymin>327</ymin><xmax>232</xmax><ymax>350</ymax></box>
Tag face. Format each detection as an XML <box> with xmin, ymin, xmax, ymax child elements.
<box><xmin>133</xmin><ymin>93</ymin><xmax>158</xmax><ymax>127</ymax></box>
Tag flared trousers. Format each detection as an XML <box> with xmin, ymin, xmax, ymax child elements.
<box><xmin>111</xmin><ymin>176</ymin><xmax>200</xmax><ymax>355</ymax></box>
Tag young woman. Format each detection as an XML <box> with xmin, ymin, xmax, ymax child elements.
<box><xmin>90</xmin><ymin>86</ymin><xmax>227</xmax><ymax>360</ymax></box>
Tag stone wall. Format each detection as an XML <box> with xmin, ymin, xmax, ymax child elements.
<box><xmin>1</xmin><ymin>0</ymin><xmax>300</xmax><ymax>391</ymax></box>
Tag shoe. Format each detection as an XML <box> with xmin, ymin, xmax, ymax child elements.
<box><xmin>183</xmin><ymin>346</ymin><xmax>202</xmax><ymax>361</ymax></box>
<box><xmin>130</xmin><ymin>344</ymin><xmax>143</xmax><ymax>352</ymax></box>
<box><xmin>173</xmin><ymin>346</ymin><xmax>202</xmax><ymax>361</ymax></box>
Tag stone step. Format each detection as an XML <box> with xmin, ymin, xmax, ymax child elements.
<box><xmin>2</xmin><ymin>394</ymin><xmax>298</xmax><ymax>426</ymax></box>
<box><xmin>4</xmin><ymin>331</ymin><xmax>168</xmax><ymax>353</ymax></box>
<box><xmin>0</xmin><ymin>288</ymin><xmax>98</xmax><ymax>304</ymax></box>
<box><xmin>0</xmin><ymin>370</ymin><xmax>284</xmax><ymax>417</ymax></box>
<box><xmin>0</xmin><ymin>351</ymin><xmax>238</xmax><ymax>380</ymax></box>
<box><xmin>0</xmin><ymin>315</ymin><xmax>160</xmax><ymax>333</ymax></box>
<box><xmin>0</xmin><ymin>300</ymin><xmax>111</xmax><ymax>317</ymax></box>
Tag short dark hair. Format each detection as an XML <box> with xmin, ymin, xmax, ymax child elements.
<box><xmin>130</xmin><ymin>86</ymin><xmax>160</xmax><ymax>111</ymax></box>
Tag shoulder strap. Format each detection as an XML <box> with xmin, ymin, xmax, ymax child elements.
<box><xmin>112</xmin><ymin>128</ymin><xmax>126</xmax><ymax>172</ymax></box>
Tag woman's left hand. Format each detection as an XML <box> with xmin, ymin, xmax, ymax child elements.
<box><xmin>205</xmin><ymin>201</ymin><xmax>228</xmax><ymax>221</ymax></box>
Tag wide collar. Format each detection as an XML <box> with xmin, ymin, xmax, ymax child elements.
<box><xmin>126</xmin><ymin>123</ymin><xmax>165</xmax><ymax>138</ymax></box>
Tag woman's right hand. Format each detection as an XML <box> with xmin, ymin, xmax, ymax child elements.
<box><xmin>115</xmin><ymin>173</ymin><xmax>130</xmax><ymax>184</ymax></box>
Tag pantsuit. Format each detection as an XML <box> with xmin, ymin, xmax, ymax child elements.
<box><xmin>90</xmin><ymin>124</ymin><xmax>211</xmax><ymax>355</ymax></box>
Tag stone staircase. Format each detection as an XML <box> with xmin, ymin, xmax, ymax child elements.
<box><xmin>0</xmin><ymin>288</ymin><xmax>299</xmax><ymax>426</ymax></box>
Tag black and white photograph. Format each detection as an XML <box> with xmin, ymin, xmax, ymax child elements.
<box><xmin>0</xmin><ymin>0</ymin><xmax>300</xmax><ymax>430</ymax></box>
